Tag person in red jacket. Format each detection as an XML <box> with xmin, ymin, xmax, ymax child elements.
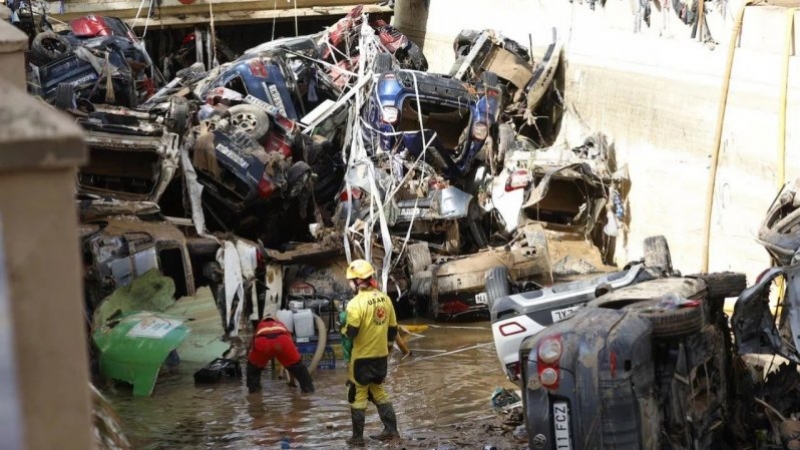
<box><xmin>246</xmin><ymin>313</ymin><xmax>315</xmax><ymax>394</ymax></box>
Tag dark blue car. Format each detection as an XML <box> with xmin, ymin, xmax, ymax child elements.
<box><xmin>363</xmin><ymin>69</ymin><xmax>501</xmax><ymax>179</ymax></box>
<box><xmin>200</xmin><ymin>53</ymin><xmax>302</xmax><ymax>120</ymax></box>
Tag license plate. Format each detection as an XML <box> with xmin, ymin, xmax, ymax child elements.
<box><xmin>553</xmin><ymin>401</ymin><xmax>572</xmax><ymax>449</ymax></box>
<box><xmin>244</xmin><ymin>94</ymin><xmax>280</xmax><ymax>116</ymax></box>
<box><xmin>215</xmin><ymin>143</ymin><xmax>249</xmax><ymax>169</ymax></box>
<box><xmin>550</xmin><ymin>305</ymin><xmax>581</xmax><ymax>323</ymax></box>
<box><xmin>475</xmin><ymin>292</ymin><xmax>488</xmax><ymax>305</ymax></box>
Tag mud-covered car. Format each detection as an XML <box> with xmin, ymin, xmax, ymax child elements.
<box><xmin>362</xmin><ymin>66</ymin><xmax>501</xmax><ymax>179</ymax></box>
<box><xmin>449</xmin><ymin>27</ymin><xmax>562</xmax><ymax>138</ymax></box>
<box><xmin>74</xmin><ymin>99</ymin><xmax>187</xmax><ymax>202</ymax></box>
<box><xmin>483</xmin><ymin>130</ymin><xmax>614</xmax><ymax>235</ymax></box>
<box><xmin>519</xmin><ymin>270</ymin><xmax>747</xmax><ymax>449</ymax></box>
<box><xmin>490</xmin><ymin>235</ymin><xmax>674</xmax><ymax>383</ymax></box>
<box><xmin>407</xmin><ymin>223</ymin><xmax>553</xmax><ymax>321</ymax></box>
<box><xmin>79</xmin><ymin>198</ymin><xmax>269</xmax><ymax>335</ymax></box>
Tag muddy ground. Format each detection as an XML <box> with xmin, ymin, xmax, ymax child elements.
<box><xmin>105</xmin><ymin>323</ymin><xmax>528</xmax><ymax>450</ymax></box>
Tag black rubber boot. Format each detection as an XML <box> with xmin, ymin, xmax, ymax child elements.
<box><xmin>286</xmin><ymin>361</ymin><xmax>315</xmax><ymax>393</ymax></box>
<box><xmin>346</xmin><ymin>408</ymin><xmax>366</xmax><ymax>446</ymax></box>
<box><xmin>370</xmin><ymin>402</ymin><xmax>399</xmax><ymax>441</ymax></box>
<box><xmin>245</xmin><ymin>362</ymin><xmax>263</xmax><ymax>394</ymax></box>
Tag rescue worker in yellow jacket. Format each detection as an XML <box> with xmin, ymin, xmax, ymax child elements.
<box><xmin>343</xmin><ymin>259</ymin><xmax>400</xmax><ymax>446</ymax></box>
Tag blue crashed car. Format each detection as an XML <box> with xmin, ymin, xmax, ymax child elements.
<box><xmin>363</xmin><ymin>68</ymin><xmax>501</xmax><ymax>179</ymax></box>
<box><xmin>198</xmin><ymin>52</ymin><xmax>302</xmax><ymax>120</ymax></box>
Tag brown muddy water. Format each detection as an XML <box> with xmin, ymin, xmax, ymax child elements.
<box><xmin>105</xmin><ymin>323</ymin><xmax>526</xmax><ymax>450</ymax></box>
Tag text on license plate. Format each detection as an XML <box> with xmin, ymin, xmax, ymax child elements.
<box><xmin>553</xmin><ymin>401</ymin><xmax>572</xmax><ymax>449</ymax></box>
<box><xmin>550</xmin><ymin>304</ymin><xmax>582</xmax><ymax>323</ymax></box>
<box><xmin>475</xmin><ymin>292</ymin><xmax>488</xmax><ymax>305</ymax></box>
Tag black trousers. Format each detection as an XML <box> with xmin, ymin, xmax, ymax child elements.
<box><xmin>246</xmin><ymin>361</ymin><xmax>315</xmax><ymax>394</ymax></box>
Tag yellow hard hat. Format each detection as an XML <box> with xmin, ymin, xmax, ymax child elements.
<box><xmin>346</xmin><ymin>259</ymin><xmax>375</xmax><ymax>280</ymax></box>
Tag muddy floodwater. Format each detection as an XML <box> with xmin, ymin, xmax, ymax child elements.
<box><xmin>106</xmin><ymin>323</ymin><xmax>526</xmax><ymax>450</ymax></box>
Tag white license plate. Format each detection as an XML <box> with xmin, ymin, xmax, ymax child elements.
<box><xmin>550</xmin><ymin>305</ymin><xmax>581</xmax><ymax>323</ymax></box>
<box><xmin>244</xmin><ymin>94</ymin><xmax>280</xmax><ymax>116</ymax></box>
<box><xmin>475</xmin><ymin>292</ymin><xmax>489</xmax><ymax>305</ymax></box>
<box><xmin>215</xmin><ymin>143</ymin><xmax>249</xmax><ymax>169</ymax></box>
<box><xmin>553</xmin><ymin>401</ymin><xmax>572</xmax><ymax>449</ymax></box>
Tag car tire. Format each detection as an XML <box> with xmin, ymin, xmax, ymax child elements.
<box><xmin>485</xmin><ymin>266</ymin><xmax>511</xmax><ymax>306</ymax></box>
<box><xmin>228</xmin><ymin>104</ymin><xmax>271</xmax><ymax>142</ymax></box>
<box><xmin>375</xmin><ymin>53</ymin><xmax>393</xmax><ymax>74</ymax></box>
<box><xmin>406</xmin><ymin>242</ymin><xmax>432</xmax><ymax>276</ymax></box>
<box><xmin>287</xmin><ymin>161</ymin><xmax>312</xmax><ymax>199</ymax></box>
<box><xmin>624</xmin><ymin>299</ymin><xmax>703</xmax><ymax>339</ymax></box>
<box><xmin>453</xmin><ymin>29</ymin><xmax>480</xmax><ymax>51</ymax></box>
<box><xmin>31</xmin><ymin>31</ymin><xmax>72</xmax><ymax>63</ymax></box>
<box><xmin>467</xmin><ymin>203</ymin><xmax>489</xmax><ymax>249</ymax></box>
<box><xmin>689</xmin><ymin>271</ymin><xmax>747</xmax><ymax>300</ymax></box>
<box><xmin>54</xmin><ymin>83</ymin><xmax>75</xmax><ymax>110</ymax></box>
<box><xmin>643</xmin><ymin>235</ymin><xmax>673</xmax><ymax>275</ymax></box>
<box><xmin>167</xmin><ymin>96</ymin><xmax>190</xmax><ymax>139</ymax></box>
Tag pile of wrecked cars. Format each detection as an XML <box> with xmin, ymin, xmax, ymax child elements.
<box><xmin>487</xmin><ymin>180</ymin><xmax>800</xmax><ymax>450</ymax></box>
<box><xmin>18</xmin><ymin>4</ymin><xmax>637</xmax><ymax>402</ymax></box>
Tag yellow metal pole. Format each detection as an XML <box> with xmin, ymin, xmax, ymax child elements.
<box><xmin>701</xmin><ymin>0</ymin><xmax>761</xmax><ymax>272</ymax></box>
<box><xmin>778</xmin><ymin>8</ymin><xmax>795</xmax><ymax>187</ymax></box>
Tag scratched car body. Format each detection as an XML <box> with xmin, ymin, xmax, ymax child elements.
<box><xmin>518</xmin><ymin>272</ymin><xmax>747</xmax><ymax>450</ymax></box>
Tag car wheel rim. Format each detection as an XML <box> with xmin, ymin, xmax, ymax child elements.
<box><xmin>231</xmin><ymin>113</ymin><xmax>257</xmax><ymax>133</ymax></box>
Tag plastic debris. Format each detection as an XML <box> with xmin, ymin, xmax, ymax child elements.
<box><xmin>491</xmin><ymin>387</ymin><xmax>522</xmax><ymax>408</ymax></box>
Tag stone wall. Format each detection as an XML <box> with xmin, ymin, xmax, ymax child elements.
<box><xmin>393</xmin><ymin>0</ymin><xmax>800</xmax><ymax>282</ymax></box>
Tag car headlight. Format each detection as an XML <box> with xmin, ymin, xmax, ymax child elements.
<box><xmin>381</xmin><ymin>106</ymin><xmax>398</xmax><ymax>124</ymax></box>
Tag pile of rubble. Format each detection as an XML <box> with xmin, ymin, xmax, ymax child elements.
<box><xmin>13</xmin><ymin>3</ymin><xmax>631</xmax><ymax>394</ymax></box>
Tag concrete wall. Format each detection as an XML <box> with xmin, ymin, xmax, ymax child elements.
<box><xmin>394</xmin><ymin>0</ymin><xmax>800</xmax><ymax>283</ymax></box>
<box><xmin>0</xmin><ymin>20</ymin><xmax>93</xmax><ymax>450</ymax></box>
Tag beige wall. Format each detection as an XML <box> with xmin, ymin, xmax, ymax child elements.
<box><xmin>394</xmin><ymin>0</ymin><xmax>800</xmax><ymax>282</ymax></box>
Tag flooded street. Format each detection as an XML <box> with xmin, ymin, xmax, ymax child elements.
<box><xmin>106</xmin><ymin>323</ymin><xmax>524</xmax><ymax>450</ymax></box>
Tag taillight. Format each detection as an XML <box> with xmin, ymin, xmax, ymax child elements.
<box><xmin>499</xmin><ymin>321</ymin><xmax>526</xmax><ymax>336</ymax></box>
<box><xmin>381</xmin><ymin>106</ymin><xmax>399</xmax><ymax>124</ymax></box>
<box><xmin>441</xmin><ymin>300</ymin><xmax>470</xmax><ymax>315</ymax></box>
<box><xmin>275</xmin><ymin>115</ymin><xmax>298</xmax><ymax>134</ymax></box>
<box><xmin>537</xmin><ymin>335</ymin><xmax>562</xmax><ymax>389</ymax></box>
<box><xmin>472</xmin><ymin>122</ymin><xmax>488</xmax><ymax>140</ymax></box>
<box><xmin>538</xmin><ymin>338</ymin><xmax>562</xmax><ymax>363</ymax></box>
<box><xmin>339</xmin><ymin>187</ymin><xmax>364</xmax><ymax>201</ymax></box>
<box><xmin>248</xmin><ymin>59</ymin><xmax>268</xmax><ymax>77</ymax></box>
<box><xmin>258</xmin><ymin>173</ymin><xmax>276</xmax><ymax>198</ymax></box>
<box><xmin>506</xmin><ymin>362</ymin><xmax>521</xmax><ymax>381</ymax></box>
<box><xmin>505</xmin><ymin>169</ymin><xmax>531</xmax><ymax>192</ymax></box>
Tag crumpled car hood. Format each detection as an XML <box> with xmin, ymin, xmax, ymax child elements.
<box><xmin>732</xmin><ymin>265</ymin><xmax>800</xmax><ymax>363</ymax></box>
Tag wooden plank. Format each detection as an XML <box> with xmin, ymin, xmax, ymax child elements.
<box><xmin>48</xmin><ymin>2</ymin><xmax>390</xmax><ymax>28</ymax></box>
<box><xmin>45</xmin><ymin>0</ymin><xmax>381</xmax><ymax>17</ymax></box>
